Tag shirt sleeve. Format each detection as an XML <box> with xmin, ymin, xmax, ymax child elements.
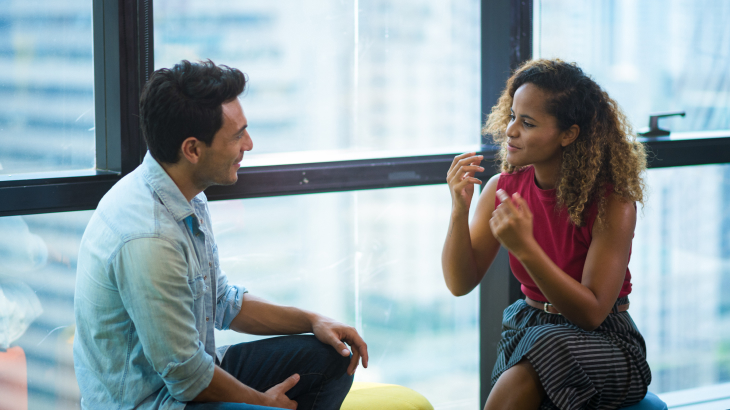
<box><xmin>213</xmin><ymin>243</ymin><xmax>247</xmax><ymax>331</ymax></box>
<box><xmin>114</xmin><ymin>237</ymin><xmax>214</xmax><ymax>402</ymax></box>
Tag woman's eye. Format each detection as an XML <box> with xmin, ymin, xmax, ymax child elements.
<box><xmin>523</xmin><ymin>121</ymin><xmax>534</xmax><ymax>128</ymax></box>
<box><xmin>509</xmin><ymin>114</ymin><xmax>516</xmax><ymax>122</ymax></box>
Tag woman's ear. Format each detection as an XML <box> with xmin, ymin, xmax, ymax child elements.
<box><xmin>179</xmin><ymin>136</ymin><xmax>203</xmax><ymax>164</ymax></box>
<box><xmin>561</xmin><ymin>124</ymin><xmax>580</xmax><ymax>147</ymax></box>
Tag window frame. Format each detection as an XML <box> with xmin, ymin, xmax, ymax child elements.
<box><xmin>1</xmin><ymin>0</ymin><xmax>730</xmax><ymax>406</ymax></box>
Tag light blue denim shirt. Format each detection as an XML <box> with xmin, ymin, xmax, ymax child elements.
<box><xmin>74</xmin><ymin>153</ymin><xmax>247</xmax><ymax>410</ymax></box>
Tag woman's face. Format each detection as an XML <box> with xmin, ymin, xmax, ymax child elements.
<box><xmin>504</xmin><ymin>83</ymin><xmax>575</xmax><ymax>169</ymax></box>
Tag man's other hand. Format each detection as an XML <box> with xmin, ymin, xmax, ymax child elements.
<box><xmin>311</xmin><ymin>315</ymin><xmax>369</xmax><ymax>376</ymax></box>
<box><xmin>263</xmin><ymin>373</ymin><xmax>299</xmax><ymax>409</ymax></box>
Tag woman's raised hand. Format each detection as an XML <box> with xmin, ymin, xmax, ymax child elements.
<box><xmin>490</xmin><ymin>189</ymin><xmax>535</xmax><ymax>257</ymax></box>
<box><xmin>447</xmin><ymin>153</ymin><xmax>484</xmax><ymax>214</ymax></box>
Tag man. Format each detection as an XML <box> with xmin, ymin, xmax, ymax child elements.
<box><xmin>73</xmin><ymin>60</ymin><xmax>368</xmax><ymax>410</ymax></box>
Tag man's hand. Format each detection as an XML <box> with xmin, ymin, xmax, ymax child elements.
<box><xmin>311</xmin><ymin>315</ymin><xmax>369</xmax><ymax>376</ymax></box>
<box><xmin>262</xmin><ymin>374</ymin><xmax>300</xmax><ymax>409</ymax></box>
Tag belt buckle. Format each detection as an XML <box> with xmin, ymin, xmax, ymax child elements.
<box><xmin>543</xmin><ymin>302</ymin><xmax>561</xmax><ymax>315</ymax></box>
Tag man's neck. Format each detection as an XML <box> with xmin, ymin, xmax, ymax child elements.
<box><xmin>160</xmin><ymin>161</ymin><xmax>205</xmax><ymax>202</ymax></box>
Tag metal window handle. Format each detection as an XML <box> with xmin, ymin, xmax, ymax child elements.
<box><xmin>637</xmin><ymin>111</ymin><xmax>686</xmax><ymax>138</ymax></box>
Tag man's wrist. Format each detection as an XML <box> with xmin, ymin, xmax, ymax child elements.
<box><xmin>304</xmin><ymin>310</ymin><xmax>320</xmax><ymax>333</ymax></box>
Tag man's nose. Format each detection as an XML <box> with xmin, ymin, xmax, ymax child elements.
<box><xmin>242</xmin><ymin>131</ymin><xmax>253</xmax><ymax>151</ymax></box>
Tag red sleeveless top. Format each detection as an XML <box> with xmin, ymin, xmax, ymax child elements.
<box><xmin>495</xmin><ymin>166</ymin><xmax>632</xmax><ymax>302</ymax></box>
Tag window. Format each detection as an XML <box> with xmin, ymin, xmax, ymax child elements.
<box><xmin>210</xmin><ymin>186</ymin><xmax>479</xmax><ymax>408</ymax></box>
<box><xmin>0</xmin><ymin>0</ymin><xmax>95</xmax><ymax>176</ymax></box>
<box><xmin>6</xmin><ymin>0</ymin><xmax>730</xmax><ymax>408</ymax></box>
<box><xmin>154</xmin><ymin>0</ymin><xmax>481</xmax><ymax>165</ymax></box>
<box><xmin>533</xmin><ymin>0</ymin><xmax>730</xmax><ymax>401</ymax></box>
<box><xmin>534</xmin><ymin>0</ymin><xmax>730</xmax><ymax>137</ymax></box>
<box><xmin>630</xmin><ymin>164</ymin><xmax>730</xmax><ymax>393</ymax></box>
<box><xmin>0</xmin><ymin>211</ymin><xmax>92</xmax><ymax>409</ymax></box>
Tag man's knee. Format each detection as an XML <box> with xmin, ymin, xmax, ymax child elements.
<box><xmin>294</xmin><ymin>335</ymin><xmax>351</xmax><ymax>378</ymax></box>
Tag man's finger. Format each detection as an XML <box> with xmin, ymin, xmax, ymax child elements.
<box><xmin>277</xmin><ymin>374</ymin><xmax>300</xmax><ymax>393</ymax></box>
<box><xmin>334</xmin><ymin>340</ymin><xmax>350</xmax><ymax>357</ymax></box>
<box><xmin>347</xmin><ymin>349</ymin><xmax>361</xmax><ymax>375</ymax></box>
<box><xmin>342</xmin><ymin>331</ymin><xmax>369</xmax><ymax>368</ymax></box>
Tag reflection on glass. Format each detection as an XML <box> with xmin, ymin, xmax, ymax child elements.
<box><xmin>209</xmin><ymin>185</ymin><xmax>479</xmax><ymax>409</ymax></box>
<box><xmin>629</xmin><ymin>164</ymin><xmax>730</xmax><ymax>393</ymax></box>
<box><xmin>0</xmin><ymin>0</ymin><xmax>95</xmax><ymax>176</ymax></box>
<box><xmin>0</xmin><ymin>211</ymin><xmax>92</xmax><ymax>410</ymax></box>
<box><xmin>535</xmin><ymin>0</ymin><xmax>730</xmax><ymax>135</ymax></box>
<box><xmin>154</xmin><ymin>0</ymin><xmax>481</xmax><ymax>163</ymax></box>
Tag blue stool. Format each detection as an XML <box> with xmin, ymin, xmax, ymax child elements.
<box><xmin>620</xmin><ymin>392</ymin><xmax>667</xmax><ymax>410</ymax></box>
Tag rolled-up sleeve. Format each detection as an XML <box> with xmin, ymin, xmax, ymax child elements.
<box><xmin>214</xmin><ymin>266</ymin><xmax>247</xmax><ymax>331</ymax></box>
<box><xmin>115</xmin><ymin>237</ymin><xmax>214</xmax><ymax>402</ymax></box>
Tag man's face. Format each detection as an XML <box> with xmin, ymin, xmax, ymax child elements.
<box><xmin>195</xmin><ymin>98</ymin><xmax>252</xmax><ymax>187</ymax></box>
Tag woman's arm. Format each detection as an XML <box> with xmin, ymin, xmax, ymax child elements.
<box><xmin>442</xmin><ymin>153</ymin><xmax>503</xmax><ymax>296</ymax></box>
<box><xmin>491</xmin><ymin>191</ymin><xmax>635</xmax><ymax>330</ymax></box>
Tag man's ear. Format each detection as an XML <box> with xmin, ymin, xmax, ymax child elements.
<box><xmin>179</xmin><ymin>137</ymin><xmax>203</xmax><ymax>164</ymax></box>
<box><xmin>561</xmin><ymin>124</ymin><xmax>580</xmax><ymax>147</ymax></box>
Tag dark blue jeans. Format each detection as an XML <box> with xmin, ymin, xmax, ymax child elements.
<box><xmin>185</xmin><ymin>335</ymin><xmax>353</xmax><ymax>410</ymax></box>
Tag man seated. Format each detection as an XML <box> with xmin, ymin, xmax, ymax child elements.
<box><xmin>73</xmin><ymin>59</ymin><xmax>368</xmax><ymax>410</ymax></box>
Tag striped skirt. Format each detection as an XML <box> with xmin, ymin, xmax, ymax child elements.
<box><xmin>492</xmin><ymin>297</ymin><xmax>652</xmax><ymax>410</ymax></box>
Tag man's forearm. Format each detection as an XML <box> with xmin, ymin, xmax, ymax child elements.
<box><xmin>229</xmin><ymin>294</ymin><xmax>316</xmax><ymax>335</ymax></box>
<box><xmin>192</xmin><ymin>365</ymin><xmax>267</xmax><ymax>404</ymax></box>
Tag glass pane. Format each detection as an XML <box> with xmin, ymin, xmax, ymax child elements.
<box><xmin>209</xmin><ymin>185</ymin><xmax>479</xmax><ymax>409</ymax></box>
<box><xmin>629</xmin><ymin>164</ymin><xmax>730</xmax><ymax>393</ymax></box>
<box><xmin>0</xmin><ymin>1</ymin><xmax>95</xmax><ymax>176</ymax></box>
<box><xmin>535</xmin><ymin>0</ymin><xmax>730</xmax><ymax>136</ymax></box>
<box><xmin>154</xmin><ymin>0</ymin><xmax>481</xmax><ymax>165</ymax></box>
<box><xmin>0</xmin><ymin>211</ymin><xmax>92</xmax><ymax>409</ymax></box>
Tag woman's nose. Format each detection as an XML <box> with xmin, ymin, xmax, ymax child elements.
<box><xmin>506</xmin><ymin>119</ymin><xmax>518</xmax><ymax>138</ymax></box>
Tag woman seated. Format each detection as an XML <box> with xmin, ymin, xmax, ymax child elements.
<box><xmin>442</xmin><ymin>59</ymin><xmax>651</xmax><ymax>410</ymax></box>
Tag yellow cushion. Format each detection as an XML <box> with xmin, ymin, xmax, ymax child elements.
<box><xmin>341</xmin><ymin>382</ymin><xmax>434</xmax><ymax>410</ymax></box>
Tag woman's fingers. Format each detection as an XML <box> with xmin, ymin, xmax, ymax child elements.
<box><xmin>447</xmin><ymin>153</ymin><xmax>476</xmax><ymax>177</ymax></box>
<box><xmin>453</xmin><ymin>176</ymin><xmax>482</xmax><ymax>194</ymax></box>
<box><xmin>447</xmin><ymin>154</ymin><xmax>484</xmax><ymax>182</ymax></box>
<box><xmin>513</xmin><ymin>193</ymin><xmax>532</xmax><ymax>218</ymax></box>
<box><xmin>496</xmin><ymin>189</ymin><xmax>520</xmax><ymax>215</ymax></box>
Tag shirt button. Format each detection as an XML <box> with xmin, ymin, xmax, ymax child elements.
<box><xmin>209</xmin><ymin>262</ymin><xmax>212</xmax><ymax>267</ymax></box>
<box><xmin>204</xmin><ymin>275</ymin><xmax>207</xmax><ymax>280</ymax></box>
<box><xmin>206</xmin><ymin>317</ymin><xmax>209</xmax><ymax>322</ymax></box>
<box><xmin>200</xmin><ymin>219</ymin><xmax>204</xmax><ymax>225</ymax></box>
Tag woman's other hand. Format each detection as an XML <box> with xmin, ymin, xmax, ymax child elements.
<box><xmin>447</xmin><ymin>153</ymin><xmax>484</xmax><ymax>214</ymax></box>
<box><xmin>490</xmin><ymin>189</ymin><xmax>536</xmax><ymax>257</ymax></box>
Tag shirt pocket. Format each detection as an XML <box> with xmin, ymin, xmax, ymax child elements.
<box><xmin>188</xmin><ymin>275</ymin><xmax>206</xmax><ymax>300</ymax></box>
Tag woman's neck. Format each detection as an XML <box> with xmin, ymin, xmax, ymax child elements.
<box><xmin>532</xmin><ymin>159</ymin><xmax>561</xmax><ymax>190</ymax></box>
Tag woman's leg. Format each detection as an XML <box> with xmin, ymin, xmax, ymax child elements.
<box><xmin>485</xmin><ymin>359</ymin><xmax>546</xmax><ymax>410</ymax></box>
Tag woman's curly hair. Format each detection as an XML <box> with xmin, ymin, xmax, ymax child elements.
<box><xmin>483</xmin><ymin>59</ymin><xmax>646</xmax><ymax>227</ymax></box>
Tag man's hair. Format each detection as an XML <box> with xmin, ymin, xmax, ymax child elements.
<box><xmin>139</xmin><ymin>60</ymin><xmax>247</xmax><ymax>164</ymax></box>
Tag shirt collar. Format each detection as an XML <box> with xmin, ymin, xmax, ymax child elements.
<box><xmin>141</xmin><ymin>152</ymin><xmax>196</xmax><ymax>222</ymax></box>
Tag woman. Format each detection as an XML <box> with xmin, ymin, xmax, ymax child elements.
<box><xmin>442</xmin><ymin>59</ymin><xmax>651</xmax><ymax>410</ymax></box>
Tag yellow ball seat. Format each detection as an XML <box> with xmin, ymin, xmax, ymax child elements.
<box><xmin>342</xmin><ymin>382</ymin><xmax>434</xmax><ymax>410</ymax></box>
